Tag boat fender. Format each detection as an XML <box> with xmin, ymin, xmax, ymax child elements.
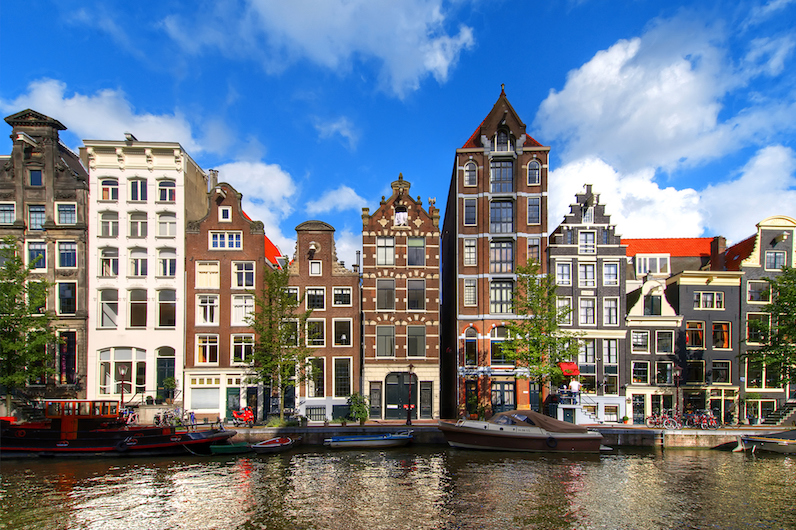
<box><xmin>14</xmin><ymin>429</ymin><xmax>25</xmax><ymax>437</ymax></box>
<box><xmin>115</xmin><ymin>439</ymin><xmax>131</xmax><ymax>452</ymax></box>
<box><xmin>546</xmin><ymin>436</ymin><xmax>558</xmax><ymax>448</ymax></box>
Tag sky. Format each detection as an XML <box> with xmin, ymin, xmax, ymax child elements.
<box><xmin>2</xmin><ymin>0</ymin><xmax>795</xmax><ymax>268</ymax></box>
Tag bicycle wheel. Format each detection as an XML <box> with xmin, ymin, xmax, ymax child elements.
<box><xmin>708</xmin><ymin>418</ymin><xmax>719</xmax><ymax>430</ymax></box>
<box><xmin>645</xmin><ymin>417</ymin><xmax>657</xmax><ymax>428</ymax></box>
<box><xmin>663</xmin><ymin>419</ymin><xmax>677</xmax><ymax>429</ymax></box>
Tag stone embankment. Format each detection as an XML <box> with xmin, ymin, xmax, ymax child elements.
<box><xmin>229</xmin><ymin>421</ymin><xmax>784</xmax><ymax>449</ymax></box>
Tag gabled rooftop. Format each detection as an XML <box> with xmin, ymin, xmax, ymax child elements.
<box><xmin>460</xmin><ymin>86</ymin><xmax>544</xmax><ymax>149</ymax></box>
<box><xmin>724</xmin><ymin>234</ymin><xmax>756</xmax><ymax>271</ymax></box>
<box><xmin>621</xmin><ymin>237</ymin><xmax>714</xmax><ymax>258</ymax></box>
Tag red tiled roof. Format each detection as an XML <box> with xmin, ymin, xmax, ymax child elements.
<box><xmin>621</xmin><ymin>238</ymin><xmax>713</xmax><ymax>258</ymax></box>
<box><xmin>461</xmin><ymin>119</ymin><xmax>542</xmax><ymax>148</ymax></box>
<box><xmin>264</xmin><ymin>234</ymin><xmax>283</xmax><ymax>268</ymax></box>
<box><xmin>724</xmin><ymin>234</ymin><xmax>756</xmax><ymax>271</ymax></box>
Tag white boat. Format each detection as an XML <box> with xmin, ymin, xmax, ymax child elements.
<box><xmin>735</xmin><ymin>430</ymin><xmax>796</xmax><ymax>454</ymax></box>
<box><xmin>438</xmin><ymin>409</ymin><xmax>604</xmax><ymax>453</ymax></box>
<box><xmin>323</xmin><ymin>431</ymin><xmax>413</xmax><ymax>448</ymax></box>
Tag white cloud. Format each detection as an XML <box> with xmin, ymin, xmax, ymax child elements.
<box><xmin>161</xmin><ymin>0</ymin><xmax>474</xmax><ymax>97</ymax></box>
<box><xmin>333</xmin><ymin>229</ymin><xmax>364</xmax><ymax>271</ymax></box>
<box><xmin>700</xmin><ymin>145</ymin><xmax>796</xmax><ymax>242</ymax></box>
<box><xmin>306</xmin><ymin>185</ymin><xmax>368</xmax><ymax>215</ymax></box>
<box><xmin>213</xmin><ymin>161</ymin><xmax>299</xmax><ymax>254</ymax></box>
<box><xmin>548</xmin><ymin>158</ymin><xmax>703</xmax><ymax>238</ymax></box>
<box><xmin>313</xmin><ymin>116</ymin><xmax>359</xmax><ymax>150</ymax></box>
<box><xmin>744</xmin><ymin>0</ymin><xmax>796</xmax><ymax>29</ymax></box>
<box><xmin>0</xmin><ymin>79</ymin><xmax>203</xmax><ymax>153</ymax></box>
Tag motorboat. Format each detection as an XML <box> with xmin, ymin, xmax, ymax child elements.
<box><xmin>251</xmin><ymin>436</ymin><xmax>300</xmax><ymax>454</ymax></box>
<box><xmin>209</xmin><ymin>442</ymin><xmax>253</xmax><ymax>455</ymax></box>
<box><xmin>323</xmin><ymin>431</ymin><xmax>413</xmax><ymax>448</ymax></box>
<box><xmin>735</xmin><ymin>430</ymin><xmax>796</xmax><ymax>454</ymax></box>
<box><xmin>438</xmin><ymin>409</ymin><xmax>604</xmax><ymax>453</ymax></box>
<box><xmin>0</xmin><ymin>399</ymin><xmax>235</xmax><ymax>458</ymax></box>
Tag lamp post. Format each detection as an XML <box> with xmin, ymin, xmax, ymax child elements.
<box><xmin>406</xmin><ymin>364</ymin><xmax>414</xmax><ymax>426</ymax></box>
<box><xmin>674</xmin><ymin>366</ymin><xmax>682</xmax><ymax>416</ymax></box>
<box><xmin>118</xmin><ymin>364</ymin><xmax>129</xmax><ymax>408</ymax></box>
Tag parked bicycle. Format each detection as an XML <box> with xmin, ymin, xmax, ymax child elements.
<box><xmin>645</xmin><ymin>410</ymin><xmax>680</xmax><ymax>429</ymax></box>
<box><xmin>120</xmin><ymin>408</ymin><xmax>139</xmax><ymax>425</ymax></box>
<box><xmin>683</xmin><ymin>410</ymin><xmax>720</xmax><ymax>430</ymax></box>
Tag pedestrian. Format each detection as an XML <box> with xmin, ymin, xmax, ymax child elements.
<box><xmin>568</xmin><ymin>379</ymin><xmax>582</xmax><ymax>404</ymax></box>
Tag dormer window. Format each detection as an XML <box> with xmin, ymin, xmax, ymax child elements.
<box><xmin>496</xmin><ymin>130</ymin><xmax>511</xmax><ymax>152</ymax></box>
<box><xmin>219</xmin><ymin>206</ymin><xmax>232</xmax><ymax>223</ymax></box>
<box><xmin>394</xmin><ymin>206</ymin><xmax>408</xmax><ymax>226</ymax></box>
<box><xmin>635</xmin><ymin>254</ymin><xmax>670</xmax><ymax>276</ymax></box>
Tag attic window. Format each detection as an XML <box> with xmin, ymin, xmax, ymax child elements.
<box><xmin>219</xmin><ymin>206</ymin><xmax>232</xmax><ymax>222</ymax></box>
<box><xmin>496</xmin><ymin>130</ymin><xmax>510</xmax><ymax>152</ymax></box>
<box><xmin>582</xmin><ymin>206</ymin><xmax>594</xmax><ymax>224</ymax></box>
<box><xmin>395</xmin><ymin>206</ymin><xmax>408</xmax><ymax>226</ymax></box>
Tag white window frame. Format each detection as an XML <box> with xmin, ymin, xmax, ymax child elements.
<box><xmin>747</xmin><ymin>280</ymin><xmax>771</xmax><ymax>304</ymax></box>
<box><xmin>100</xmin><ymin>179</ymin><xmax>119</xmax><ymax>201</ymax></box>
<box><xmin>556</xmin><ymin>262</ymin><xmax>572</xmax><ymax>286</ymax></box>
<box><xmin>631</xmin><ymin>330</ymin><xmax>650</xmax><ymax>353</ymax></box>
<box><xmin>306</xmin><ymin>287</ymin><xmax>326</xmax><ymax>311</ymax></box>
<box><xmin>209</xmin><ymin>231</ymin><xmax>242</xmax><ymax>250</ymax></box>
<box><xmin>99</xmin><ymin>289</ymin><xmax>118</xmax><ymax>329</ymax></box>
<box><xmin>464</xmin><ymin>279</ymin><xmax>477</xmax><ymax>307</ymax></box>
<box><xmin>196</xmin><ymin>334</ymin><xmax>219</xmax><ymax>365</ymax></box>
<box><xmin>712</xmin><ymin>321</ymin><xmax>731</xmax><ymax>350</ymax></box>
<box><xmin>557</xmin><ymin>297</ymin><xmax>572</xmax><ymax>326</ymax></box>
<box><xmin>231</xmin><ymin>334</ymin><xmax>254</xmax><ymax>365</ymax></box>
<box><xmin>55</xmin><ymin>202</ymin><xmax>77</xmax><ymax>225</ymax></box>
<box><xmin>100</xmin><ymin>247</ymin><xmax>119</xmax><ymax>277</ymax></box>
<box><xmin>218</xmin><ymin>206</ymin><xmax>232</xmax><ymax>223</ymax></box>
<box><xmin>0</xmin><ymin>203</ymin><xmax>15</xmax><ymax>224</ymax></box>
<box><xmin>129</xmin><ymin>212</ymin><xmax>148</xmax><ymax>238</ymax></box>
<box><xmin>231</xmin><ymin>294</ymin><xmax>254</xmax><ymax>326</ymax></box>
<box><xmin>603</xmin><ymin>262</ymin><xmax>619</xmax><ymax>286</ymax></box>
<box><xmin>196</xmin><ymin>294</ymin><xmax>220</xmax><ymax>326</ymax></box>
<box><xmin>463</xmin><ymin>238</ymin><xmax>477</xmax><ymax>266</ymax></box>
<box><xmin>635</xmin><ymin>254</ymin><xmax>670</xmax><ymax>276</ymax></box>
<box><xmin>578</xmin><ymin>263</ymin><xmax>596</xmax><ymax>288</ymax></box>
<box><xmin>27</xmin><ymin>240</ymin><xmax>47</xmax><ymax>270</ymax></box>
<box><xmin>333</xmin><ymin>287</ymin><xmax>352</xmax><ymax>306</ymax></box>
<box><xmin>632</xmin><ymin>361</ymin><xmax>650</xmax><ymax>385</ymax></box>
<box><xmin>463</xmin><ymin>198</ymin><xmax>477</xmax><ymax>226</ymax></box>
<box><xmin>157</xmin><ymin>212</ymin><xmax>177</xmax><ymax>238</ymax></box>
<box><xmin>376</xmin><ymin>237</ymin><xmax>395</xmax><ymax>266</ymax></box>
<box><xmin>527</xmin><ymin>159</ymin><xmax>541</xmax><ymax>185</ymax></box>
<box><xmin>307</xmin><ymin>319</ymin><xmax>326</xmax><ymax>347</ymax></box>
<box><xmin>99</xmin><ymin>211</ymin><xmax>119</xmax><ymax>238</ymax></box>
<box><xmin>309</xmin><ymin>260</ymin><xmax>322</xmax><ymax>276</ymax></box>
<box><xmin>527</xmin><ymin>196</ymin><xmax>541</xmax><ymax>225</ymax></box>
<box><xmin>232</xmin><ymin>261</ymin><xmax>255</xmax><ymax>288</ymax></box>
<box><xmin>765</xmin><ymin>250</ymin><xmax>786</xmax><ymax>271</ymax></box>
<box><xmin>376</xmin><ymin>325</ymin><xmax>395</xmax><ymax>357</ymax></box>
<box><xmin>656</xmin><ymin>330</ymin><xmax>674</xmax><ymax>354</ymax></box>
<box><xmin>158</xmin><ymin>248</ymin><xmax>177</xmax><ymax>277</ymax></box>
<box><xmin>129</xmin><ymin>178</ymin><xmax>147</xmax><ymax>202</ymax></box>
<box><xmin>579</xmin><ymin>297</ymin><xmax>596</xmax><ymax>326</ymax></box>
<box><xmin>158</xmin><ymin>180</ymin><xmax>176</xmax><ymax>203</ymax></box>
<box><xmin>157</xmin><ymin>289</ymin><xmax>177</xmax><ymax>328</ymax></box>
<box><xmin>464</xmin><ymin>161</ymin><xmax>477</xmax><ymax>187</ymax></box>
<box><xmin>57</xmin><ymin>241</ymin><xmax>78</xmax><ymax>269</ymax></box>
<box><xmin>578</xmin><ymin>231</ymin><xmax>596</xmax><ymax>254</ymax></box>
<box><xmin>128</xmin><ymin>248</ymin><xmax>148</xmax><ymax>277</ymax></box>
<box><xmin>196</xmin><ymin>261</ymin><xmax>220</xmax><ymax>288</ymax></box>
<box><xmin>407</xmin><ymin>325</ymin><xmax>426</xmax><ymax>358</ymax></box>
<box><xmin>693</xmin><ymin>291</ymin><xmax>725</xmax><ymax>310</ymax></box>
<box><xmin>603</xmin><ymin>297</ymin><xmax>619</xmax><ymax>326</ymax></box>
<box><xmin>333</xmin><ymin>318</ymin><xmax>352</xmax><ymax>347</ymax></box>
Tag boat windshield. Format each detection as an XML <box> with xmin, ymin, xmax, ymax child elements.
<box><xmin>491</xmin><ymin>413</ymin><xmax>537</xmax><ymax>426</ymax></box>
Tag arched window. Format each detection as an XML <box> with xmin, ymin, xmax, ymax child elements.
<box><xmin>99</xmin><ymin>289</ymin><xmax>118</xmax><ymax>328</ymax></box>
<box><xmin>100</xmin><ymin>212</ymin><xmax>119</xmax><ymax>237</ymax></box>
<box><xmin>158</xmin><ymin>290</ymin><xmax>177</xmax><ymax>327</ymax></box>
<box><xmin>158</xmin><ymin>212</ymin><xmax>177</xmax><ymax>237</ymax></box>
<box><xmin>464</xmin><ymin>327</ymin><xmax>477</xmax><ymax>366</ymax></box>
<box><xmin>159</xmin><ymin>180</ymin><xmax>176</xmax><ymax>202</ymax></box>
<box><xmin>394</xmin><ymin>206</ymin><xmax>408</xmax><ymax>226</ymax></box>
<box><xmin>527</xmin><ymin>160</ymin><xmax>540</xmax><ymax>185</ymax></box>
<box><xmin>158</xmin><ymin>248</ymin><xmax>176</xmax><ymax>277</ymax></box>
<box><xmin>464</xmin><ymin>162</ymin><xmax>477</xmax><ymax>186</ymax></box>
<box><xmin>101</xmin><ymin>179</ymin><xmax>118</xmax><ymax>201</ymax></box>
<box><xmin>490</xmin><ymin>326</ymin><xmax>511</xmax><ymax>365</ymax></box>
<box><xmin>496</xmin><ymin>129</ymin><xmax>511</xmax><ymax>151</ymax></box>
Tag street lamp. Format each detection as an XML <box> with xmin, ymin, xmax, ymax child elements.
<box><xmin>118</xmin><ymin>364</ymin><xmax>129</xmax><ymax>408</ymax></box>
<box><xmin>673</xmin><ymin>366</ymin><xmax>683</xmax><ymax>417</ymax></box>
<box><xmin>406</xmin><ymin>364</ymin><xmax>414</xmax><ymax>426</ymax></box>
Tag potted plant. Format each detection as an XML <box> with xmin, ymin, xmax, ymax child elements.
<box><xmin>347</xmin><ymin>392</ymin><xmax>369</xmax><ymax>425</ymax></box>
<box><xmin>162</xmin><ymin>377</ymin><xmax>177</xmax><ymax>404</ymax></box>
<box><xmin>622</xmin><ymin>415</ymin><xmax>630</xmax><ymax>424</ymax></box>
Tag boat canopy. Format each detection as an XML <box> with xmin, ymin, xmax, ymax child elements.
<box><xmin>489</xmin><ymin>410</ymin><xmax>589</xmax><ymax>434</ymax></box>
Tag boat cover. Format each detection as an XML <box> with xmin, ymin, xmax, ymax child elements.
<box><xmin>489</xmin><ymin>410</ymin><xmax>589</xmax><ymax>434</ymax></box>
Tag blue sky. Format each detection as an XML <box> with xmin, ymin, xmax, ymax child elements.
<box><xmin>2</xmin><ymin>0</ymin><xmax>795</xmax><ymax>268</ymax></box>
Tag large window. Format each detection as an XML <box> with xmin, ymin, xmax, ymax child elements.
<box><xmin>765</xmin><ymin>250</ymin><xmax>786</xmax><ymax>270</ymax></box>
<box><xmin>490</xmin><ymin>160</ymin><xmax>513</xmax><ymax>193</ymax></box>
<box><xmin>196</xmin><ymin>261</ymin><xmax>220</xmax><ymax>288</ymax></box>
<box><xmin>98</xmin><ymin>347</ymin><xmax>146</xmax><ymax>396</ymax></box>
<box><xmin>100</xmin><ymin>248</ymin><xmax>118</xmax><ymax>277</ymax></box>
<box><xmin>747</xmin><ymin>313</ymin><xmax>769</xmax><ymax>344</ymax></box>
<box><xmin>197</xmin><ymin>294</ymin><xmax>219</xmax><ymax>325</ymax></box>
<box><xmin>158</xmin><ymin>290</ymin><xmax>176</xmax><ymax>328</ymax></box>
<box><xmin>408</xmin><ymin>326</ymin><xmax>426</xmax><ymax>357</ymax></box>
<box><xmin>100</xmin><ymin>212</ymin><xmax>119</xmax><ymax>237</ymax></box>
<box><xmin>557</xmin><ymin>297</ymin><xmax>572</xmax><ymax>325</ymax></box>
<box><xmin>129</xmin><ymin>289</ymin><xmax>147</xmax><ymax>327</ymax></box>
<box><xmin>0</xmin><ymin>203</ymin><xmax>14</xmax><ymax>224</ymax></box>
<box><xmin>129</xmin><ymin>212</ymin><xmax>147</xmax><ymax>238</ymax></box>
<box><xmin>196</xmin><ymin>335</ymin><xmax>219</xmax><ymax>364</ymax></box>
<box><xmin>377</xmin><ymin>279</ymin><xmax>395</xmax><ymax>310</ymax></box>
<box><xmin>231</xmin><ymin>295</ymin><xmax>254</xmax><ymax>325</ymax></box>
<box><xmin>158</xmin><ymin>180</ymin><xmax>176</xmax><ymax>202</ymax></box>
<box><xmin>464</xmin><ymin>199</ymin><xmax>477</xmax><ymax>226</ymax></box>
<box><xmin>578</xmin><ymin>231</ymin><xmax>596</xmax><ymax>254</ymax></box>
<box><xmin>603</xmin><ymin>262</ymin><xmax>619</xmax><ymax>286</ymax></box>
<box><xmin>713</xmin><ymin>322</ymin><xmax>730</xmax><ymax>349</ymax></box>
<box><xmin>632</xmin><ymin>361</ymin><xmax>649</xmax><ymax>384</ymax></box>
<box><xmin>556</xmin><ymin>262</ymin><xmax>572</xmax><ymax>286</ymax></box>
<box><xmin>656</xmin><ymin>362</ymin><xmax>674</xmax><ymax>385</ymax></box>
<box><xmin>28</xmin><ymin>205</ymin><xmax>45</xmax><ymax>230</ymax></box>
<box><xmin>334</xmin><ymin>320</ymin><xmax>351</xmax><ymax>346</ymax></box>
<box><xmin>306</xmin><ymin>288</ymin><xmax>325</xmax><ymax>310</ymax></box>
<box><xmin>603</xmin><ymin>298</ymin><xmax>618</xmax><ymax>325</ymax></box>
<box><xmin>686</xmin><ymin>321</ymin><xmax>705</xmax><ymax>348</ymax></box>
<box><xmin>464</xmin><ymin>162</ymin><xmax>477</xmax><ymax>186</ymax></box>
<box><xmin>578</xmin><ymin>263</ymin><xmax>595</xmax><ymax>287</ymax></box>
<box><xmin>490</xmin><ymin>326</ymin><xmax>511</xmax><ymax>365</ymax></box>
<box><xmin>712</xmin><ymin>360</ymin><xmax>731</xmax><ymax>384</ymax></box>
<box><xmin>528</xmin><ymin>238</ymin><xmax>541</xmax><ymax>262</ymax></box>
<box><xmin>307</xmin><ymin>320</ymin><xmax>325</xmax><ymax>346</ymax></box>
<box><xmin>232</xmin><ymin>335</ymin><xmax>254</xmax><ymax>364</ymax></box>
<box><xmin>129</xmin><ymin>248</ymin><xmax>147</xmax><ymax>277</ymax></box>
<box><xmin>693</xmin><ymin>291</ymin><xmax>724</xmax><ymax>309</ymax></box>
<box><xmin>158</xmin><ymin>248</ymin><xmax>176</xmax><ymax>277</ymax></box>
<box><xmin>464</xmin><ymin>239</ymin><xmax>477</xmax><ymax>266</ymax></box>
<box><xmin>158</xmin><ymin>213</ymin><xmax>176</xmax><ymax>237</ymax></box>
<box><xmin>490</xmin><ymin>280</ymin><xmax>513</xmax><ymax>314</ymax></box>
<box><xmin>747</xmin><ymin>280</ymin><xmax>771</xmax><ymax>303</ymax></box>
<box><xmin>334</xmin><ymin>358</ymin><xmax>351</xmax><ymax>398</ymax></box>
<box><xmin>333</xmin><ymin>287</ymin><xmax>352</xmax><ymax>306</ymax></box>
<box><xmin>57</xmin><ymin>203</ymin><xmax>77</xmax><ymax>225</ymax></box>
<box><xmin>58</xmin><ymin>282</ymin><xmax>77</xmax><ymax>315</ymax></box>
<box><xmin>656</xmin><ymin>330</ymin><xmax>674</xmax><ymax>353</ymax></box>
<box><xmin>28</xmin><ymin>241</ymin><xmax>46</xmax><ymax>269</ymax></box>
<box><xmin>495</xmin><ymin>130</ymin><xmax>511</xmax><ymax>152</ymax></box>
<box><xmin>376</xmin><ymin>326</ymin><xmax>395</xmax><ymax>357</ymax></box>
<box><xmin>604</xmin><ymin>339</ymin><xmax>619</xmax><ymax>394</ymax></box>
<box><xmin>232</xmin><ymin>261</ymin><xmax>254</xmax><ymax>288</ymax></box>
<box><xmin>631</xmin><ymin>330</ymin><xmax>649</xmax><ymax>352</ymax></box>
<box><xmin>579</xmin><ymin>298</ymin><xmax>596</xmax><ymax>325</ymax></box>
<box><xmin>377</xmin><ymin>237</ymin><xmax>395</xmax><ymax>266</ymax></box>
<box><xmin>464</xmin><ymin>279</ymin><xmax>477</xmax><ymax>306</ymax></box>
<box><xmin>408</xmin><ymin>237</ymin><xmax>425</xmax><ymax>266</ymax></box>
<box><xmin>407</xmin><ymin>279</ymin><xmax>425</xmax><ymax>310</ymax></box>
<box><xmin>527</xmin><ymin>160</ymin><xmax>541</xmax><ymax>185</ymax></box>
<box><xmin>101</xmin><ymin>179</ymin><xmax>118</xmax><ymax>201</ymax></box>
<box><xmin>527</xmin><ymin>197</ymin><xmax>541</xmax><ymax>225</ymax></box>
<box><xmin>307</xmin><ymin>358</ymin><xmax>325</xmax><ymax>398</ymax></box>
<box><xmin>464</xmin><ymin>328</ymin><xmax>477</xmax><ymax>365</ymax></box>
<box><xmin>210</xmin><ymin>231</ymin><xmax>242</xmax><ymax>249</ymax></box>
<box><xmin>58</xmin><ymin>241</ymin><xmax>77</xmax><ymax>268</ymax></box>
<box><xmin>99</xmin><ymin>289</ymin><xmax>118</xmax><ymax>328</ymax></box>
<box><xmin>686</xmin><ymin>360</ymin><xmax>705</xmax><ymax>384</ymax></box>
<box><xmin>644</xmin><ymin>295</ymin><xmax>662</xmax><ymax>315</ymax></box>
<box><xmin>490</xmin><ymin>201</ymin><xmax>513</xmax><ymax>233</ymax></box>
<box><xmin>635</xmin><ymin>255</ymin><xmax>670</xmax><ymax>276</ymax></box>
<box><xmin>489</xmin><ymin>241</ymin><xmax>513</xmax><ymax>273</ymax></box>
<box><xmin>130</xmin><ymin>179</ymin><xmax>147</xmax><ymax>202</ymax></box>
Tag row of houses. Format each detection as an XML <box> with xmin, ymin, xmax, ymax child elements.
<box><xmin>2</xmin><ymin>88</ymin><xmax>793</xmax><ymax>425</ymax></box>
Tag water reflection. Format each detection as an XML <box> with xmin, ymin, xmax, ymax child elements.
<box><xmin>1</xmin><ymin>448</ymin><xmax>794</xmax><ymax>530</ymax></box>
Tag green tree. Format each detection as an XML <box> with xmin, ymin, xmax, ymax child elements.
<box><xmin>247</xmin><ymin>266</ymin><xmax>312</xmax><ymax>422</ymax></box>
<box><xmin>742</xmin><ymin>266</ymin><xmax>796</xmax><ymax>386</ymax></box>
<box><xmin>501</xmin><ymin>260</ymin><xmax>581</xmax><ymax>408</ymax></box>
<box><xmin>0</xmin><ymin>237</ymin><xmax>57</xmax><ymax>414</ymax></box>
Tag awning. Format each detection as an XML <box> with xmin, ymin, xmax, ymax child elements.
<box><xmin>558</xmin><ymin>362</ymin><xmax>580</xmax><ymax>376</ymax></box>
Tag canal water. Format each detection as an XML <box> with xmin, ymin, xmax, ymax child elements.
<box><xmin>0</xmin><ymin>447</ymin><xmax>793</xmax><ymax>530</ymax></box>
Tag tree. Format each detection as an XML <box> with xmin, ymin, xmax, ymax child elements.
<box><xmin>501</xmin><ymin>260</ymin><xmax>581</xmax><ymax>407</ymax></box>
<box><xmin>742</xmin><ymin>266</ymin><xmax>796</xmax><ymax>387</ymax></box>
<box><xmin>247</xmin><ymin>266</ymin><xmax>312</xmax><ymax>422</ymax></box>
<box><xmin>0</xmin><ymin>236</ymin><xmax>58</xmax><ymax>414</ymax></box>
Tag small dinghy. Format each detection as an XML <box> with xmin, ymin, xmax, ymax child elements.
<box><xmin>251</xmin><ymin>436</ymin><xmax>299</xmax><ymax>454</ymax></box>
<box><xmin>323</xmin><ymin>431</ymin><xmax>413</xmax><ymax>448</ymax></box>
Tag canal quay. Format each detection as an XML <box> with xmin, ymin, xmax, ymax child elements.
<box><xmin>227</xmin><ymin>419</ymin><xmax>782</xmax><ymax>450</ymax></box>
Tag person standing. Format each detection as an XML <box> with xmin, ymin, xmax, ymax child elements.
<box><xmin>569</xmin><ymin>379</ymin><xmax>582</xmax><ymax>404</ymax></box>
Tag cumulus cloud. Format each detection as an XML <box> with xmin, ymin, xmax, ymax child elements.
<box><xmin>161</xmin><ymin>0</ymin><xmax>474</xmax><ymax>97</ymax></box>
<box><xmin>700</xmin><ymin>145</ymin><xmax>796</xmax><ymax>242</ymax></box>
<box><xmin>313</xmin><ymin>116</ymin><xmax>359</xmax><ymax>150</ymax></box>
<box><xmin>213</xmin><ymin>161</ymin><xmax>299</xmax><ymax>254</ymax></box>
<box><xmin>306</xmin><ymin>185</ymin><xmax>368</xmax><ymax>215</ymax></box>
<box><xmin>0</xmin><ymin>79</ymin><xmax>203</xmax><ymax>153</ymax></box>
<box><xmin>334</xmin><ymin>228</ymin><xmax>364</xmax><ymax>271</ymax></box>
<box><xmin>549</xmin><ymin>158</ymin><xmax>703</xmax><ymax>238</ymax></box>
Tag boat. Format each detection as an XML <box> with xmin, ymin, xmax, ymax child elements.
<box><xmin>0</xmin><ymin>399</ymin><xmax>236</xmax><ymax>458</ymax></box>
<box><xmin>735</xmin><ymin>430</ymin><xmax>796</xmax><ymax>454</ymax></box>
<box><xmin>323</xmin><ymin>431</ymin><xmax>413</xmax><ymax>448</ymax></box>
<box><xmin>209</xmin><ymin>442</ymin><xmax>253</xmax><ymax>455</ymax></box>
<box><xmin>438</xmin><ymin>409</ymin><xmax>604</xmax><ymax>453</ymax></box>
<box><xmin>252</xmin><ymin>436</ymin><xmax>299</xmax><ymax>454</ymax></box>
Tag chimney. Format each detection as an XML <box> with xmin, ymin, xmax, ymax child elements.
<box><xmin>208</xmin><ymin>169</ymin><xmax>219</xmax><ymax>189</ymax></box>
<box><xmin>710</xmin><ymin>236</ymin><xmax>727</xmax><ymax>270</ymax></box>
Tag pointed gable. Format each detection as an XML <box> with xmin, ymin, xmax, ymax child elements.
<box><xmin>5</xmin><ymin>109</ymin><xmax>66</xmax><ymax>131</ymax></box>
<box><xmin>461</xmin><ymin>86</ymin><xmax>543</xmax><ymax>149</ymax></box>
